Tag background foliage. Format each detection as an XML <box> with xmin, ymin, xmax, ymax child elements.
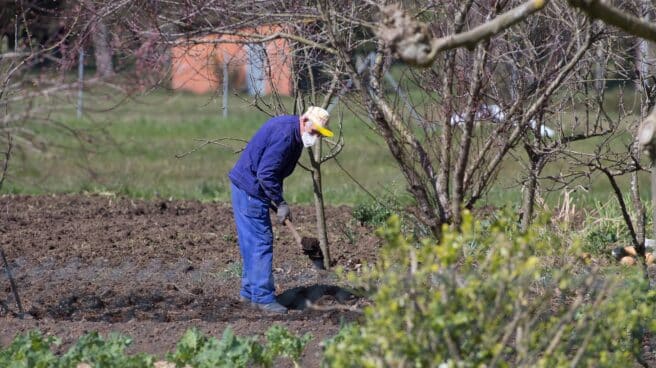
<box><xmin>324</xmin><ymin>213</ymin><xmax>656</xmax><ymax>367</ymax></box>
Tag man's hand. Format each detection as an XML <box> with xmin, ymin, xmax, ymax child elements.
<box><xmin>276</xmin><ymin>202</ymin><xmax>291</xmax><ymax>224</ymax></box>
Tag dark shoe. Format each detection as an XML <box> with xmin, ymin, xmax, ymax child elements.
<box><xmin>253</xmin><ymin>301</ymin><xmax>288</xmax><ymax>314</ymax></box>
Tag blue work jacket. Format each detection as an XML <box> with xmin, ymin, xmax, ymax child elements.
<box><xmin>228</xmin><ymin>115</ymin><xmax>303</xmax><ymax>205</ymax></box>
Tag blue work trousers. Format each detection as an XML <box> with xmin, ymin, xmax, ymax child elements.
<box><xmin>230</xmin><ymin>183</ymin><xmax>276</xmax><ymax>304</ymax></box>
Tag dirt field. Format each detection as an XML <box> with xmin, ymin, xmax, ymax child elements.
<box><xmin>0</xmin><ymin>194</ymin><xmax>381</xmax><ymax>366</ymax></box>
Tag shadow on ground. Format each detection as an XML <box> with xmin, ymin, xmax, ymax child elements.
<box><xmin>277</xmin><ymin>284</ymin><xmax>358</xmax><ymax>310</ymax></box>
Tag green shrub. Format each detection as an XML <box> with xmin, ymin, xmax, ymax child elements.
<box><xmin>584</xmin><ymin>229</ymin><xmax>618</xmax><ymax>255</ymax></box>
<box><xmin>323</xmin><ymin>212</ymin><xmax>656</xmax><ymax>367</ymax></box>
<box><xmin>578</xmin><ymin>200</ymin><xmax>636</xmax><ymax>255</ymax></box>
<box><xmin>352</xmin><ymin>201</ymin><xmax>392</xmax><ymax>227</ymax></box>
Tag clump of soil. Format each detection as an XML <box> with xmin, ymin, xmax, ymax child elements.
<box><xmin>301</xmin><ymin>236</ymin><xmax>326</xmax><ymax>270</ymax></box>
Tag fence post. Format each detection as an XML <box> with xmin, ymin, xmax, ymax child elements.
<box><xmin>14</xmin><ymin>15</ymin><xmax>18</xmax><ymax>51</ymax></box>
<box><xmin>77</xmin><ymin>49</ymin><xmax>84</xmax><ymax>119</ymax></box>
<box><xmin>222</xmin><ymin>51</ymin><xmax>229</xmax><ymax>118</ymax></box>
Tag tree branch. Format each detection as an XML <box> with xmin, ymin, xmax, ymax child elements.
<box><xmin>170</xmin><ymin>30</ymin><xmax>338</xmax><ymax>55</ymax></box>
<box><xmin>568</xmin><ymin>0</ymin><xmax>656</xmax><ymax>42</ymax></box>
<box><xmin>433</xmin><ymin>0</ymin><xmax>548</xmax><ymax>52</ymax></box>
<box><xmin>377</xmin><ymin>0</ymin><xmax>549</xmax><ymax>67</ymax></box>
<box><xmin>466</xmin><ymin>25</ymin><xmax>593</xmax><ymax>208</ymax></box>
<box><xmin>598</xmin><ymin>166</ymin><xmax>641</xmax><ymax>250</ymax></box>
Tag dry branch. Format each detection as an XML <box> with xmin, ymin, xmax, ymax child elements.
<box><xmin>569</xmin><ymin>0</ymin><xmax>656</xmax><ymax>41</ymax></box>
<box><xmin>376</xmin><ymin>0</ymin><xmax>549</xmax><ymax>67</ymax></box>
<box><xmin>638</xmin><ymin>107</ymin><xmax>656</xmax><ymax>160</ymax></box>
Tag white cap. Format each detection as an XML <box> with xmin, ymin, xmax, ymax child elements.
<box><xmin>304</xmin><ymin>106</ymin><xmax>333</xmax><ymax>137</ymax></box>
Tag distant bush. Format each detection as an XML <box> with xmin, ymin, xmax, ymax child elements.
<box><xmin>578</xmin><ymin>200</ymin><xmax>636</xmax><ymax>256</ymax></box>
<box><xmin>352</xmin><ymin>201</ymin><xmax>392</xmax><ymax>226</ymax></box>
<box><xmin>585</xmin><ymin>228</ymin><xmax>619</xmax><ymax>255</ymax></box>
<box><xmin>323</xmin><ymin>213</ymin><xmax>656</xmax><ymax>367</ymax></box>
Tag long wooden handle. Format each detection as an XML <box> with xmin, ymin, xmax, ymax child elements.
<box><xmin>270</xmin><ymin>204</ymin><xmax>304</xmax><ymax>249</ymax></box>
<box><xmin>283</xmin><ymin>219</ymin><xmax>303</xmax><ymax>248</ymax></box>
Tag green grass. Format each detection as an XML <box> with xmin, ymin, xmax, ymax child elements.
<box><xmin>3</xmin><ymin>89</ymin><xmax>402</xmax><ymax>204</ymax></box>
<box><xmin>2</xmin><ymin>84</ymin><xmax>652</xmax><ymax>209</ymax></box>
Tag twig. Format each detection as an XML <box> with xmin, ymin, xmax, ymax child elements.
<box><xmin>0</xmin><ymin>131</ymin><xmax>12</xmax><ymax>191</ymax></box>
<box><xmin>332</xmin><ymin>156</ymin><xmax>383</xmax><ymax>205</ymax></box>
<box><xmin>443</xmin><ymin>329</ymin><xmax>462</xmax><ymax>362</ymax></box>
<box><xmin>598</xmin><ymin>166</ymin><xmax>641</xmax><ymax>250</ymax></box>
<box><xmin>175</xmin><ymin>138</ymin><xmax>247</xmax><ymax>158</ymax></box>
<box><xmin>306</xmin><ymin>302</ymin><xmax>364</xmax><ymax>314</ymax></box>
<box><xmin>169</xmin><ymin>30</ymin><xmax>339</xmax><ymax>55</ymax></box>
<box><xmin>489</xmin><ymin>304</ymin><xmax>525</xmax><ymax>368</ymax></box>
<box><xmin>0</xmin><ymin>247</ymin><xmax>24</xmax><ymax>317</ymax></box>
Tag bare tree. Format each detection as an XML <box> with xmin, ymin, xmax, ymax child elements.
<box><xmin>9</xmin><ymin>0</ymin><xmax>656</xmax><ymax>242</ymax></box>
<box><xmin>84</xmin><ymin>0</ymin><xmax>115</xmax><ymax>78</ymax></box>
<box><xmin>296</xmin><ymin>1</ymin><xmax>605</xmax><ymax>237</ymax></box>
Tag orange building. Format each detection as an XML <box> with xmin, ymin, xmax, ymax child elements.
<box><xmin>170</xmin><ymin>26</ymin><xmax>293</xmax><ymax>95</ymax></box>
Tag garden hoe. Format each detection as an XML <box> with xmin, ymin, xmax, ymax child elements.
<box><xmin>271</xmin><ymin>205</ymin><xmax>325</xmax><ymax>270</ymax></box>
<box><xmin>283</xmin><ymin>218</ymin><xmax>325</xmax><ymax>270</ymax></box>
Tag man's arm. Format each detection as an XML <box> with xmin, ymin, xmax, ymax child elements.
<box><xmin>256</xmin><ymin>135</ymin><xmax>290</xmax><ymax>206</ymax></box>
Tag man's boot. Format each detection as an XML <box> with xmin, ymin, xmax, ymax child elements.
<box><xmin>253</xmin><ymin>301</ymin><xmax>288</xmax><ymax>314</ymax></box>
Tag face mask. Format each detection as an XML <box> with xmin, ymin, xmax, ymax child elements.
<box><xmin>302</xmin><ymin>131</ymin><xmax>318</xmax><ymax>147</ymax></box>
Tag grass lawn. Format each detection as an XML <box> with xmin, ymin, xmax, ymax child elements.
<box><xmin>2</xmin><ymin>84</ymin><xmax>651</xmax><ymax>211</ymax></box>
<box><xmin>3</xmin><ymin>89</ymin><xmax>403</xmax><ymax>205</ymax></box>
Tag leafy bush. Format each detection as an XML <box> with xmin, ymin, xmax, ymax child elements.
<box><xmin>578</xmin><ymin>200</ymin><xmax>635</xmax><ymax>255</ymax></box>
<box><xmin>584</xmin><ymin>229</ymin><xmax>618</xmax><ymax>255</ymax></box>
<box><xmin>323</xmin><ymin>212</ymin><xmax>656</xmax><ymax>367</ymax></box>
<box><xmin>352</xmin><ymin>201</ymin><xmax>392</xmax><ymax>226</ymax></box>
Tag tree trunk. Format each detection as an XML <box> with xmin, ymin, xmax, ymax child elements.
<box><xmin>87</xmin><ymin>1</ymin><xmax>114</xmax><ymax>78</ymax></box>
<box><xmin>520</xmin><ymin>164</ymin><xmax>538</xmax><ymax>232</ymax></box>
<box><xmin>452</xmin><ymin>45</ymin><xmax>487</xmax><ymax>229</ymax></box>
<box><xmin>636</xmin><ymin>1</ymin><xmax>651</xmax><ymax>250</ymax></box>
<box><xmin>520</xmin><ymin>147</ymin><xmax>546</xmax><ymax>232</ymax></box>
<box><xmin>652</xmin><ymin>161</ymin><xmax>656</xmax><ymax>241</ymax></box>
<box><xmin>92</xmin><ymin>20</ymin><xmax>113</xmax><ymax>78</ymax></box>
<box><xmin>630</xmin><ymin>169</ymin><xmax>645</xmax><ymax>249</ymax></box>
<box><xmin>594</xmin><ymin>45</ymin><xmax>605</xmax><ymax>93</ymax></box>
<box><xmin>309</xmin><ymin>143</ymin><xmax>330</xmax><ymax>269</ymax></box>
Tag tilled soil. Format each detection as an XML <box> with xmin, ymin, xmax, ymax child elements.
<box><xmin>0</xmin><ymin>194</ymin><xmax>381</xmax><ymax>366</ymax></box>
